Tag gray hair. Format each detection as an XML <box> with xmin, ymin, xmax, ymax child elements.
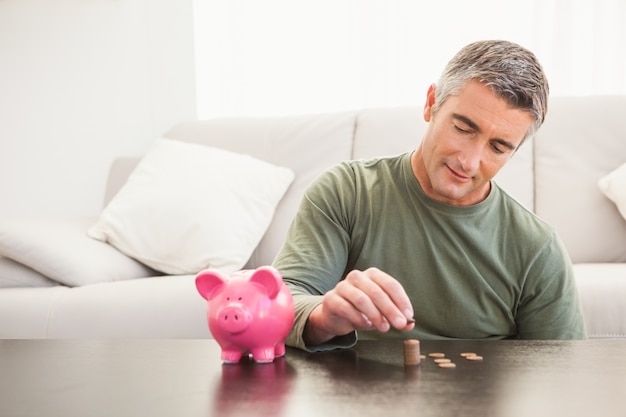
<box><xmin>433</xmin><ymin>40</ymin><xmax>549</xmax><ymax>140</ymax></box>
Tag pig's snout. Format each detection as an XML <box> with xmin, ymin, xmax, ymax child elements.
<box><xmin>218</xmin><ymin>305</ymin><xmax>252</xmax><ymax>334</ymax></box>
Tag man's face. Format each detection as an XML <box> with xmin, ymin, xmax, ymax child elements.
<box><xmin>413</xmin><ymin>81</ymin><xmax>534</xmax><ymax>206</ymax></box>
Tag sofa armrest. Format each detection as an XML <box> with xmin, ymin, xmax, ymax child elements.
<box><xmin>0</xmin><ymin>217</ymin><xmax>157</xmax><ymax>287</ymax></box>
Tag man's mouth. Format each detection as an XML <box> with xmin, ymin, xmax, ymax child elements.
<box><xmin>446</xmin><ymin>164</ymin><xmax>471</xmax><ymax>182</ymax></box>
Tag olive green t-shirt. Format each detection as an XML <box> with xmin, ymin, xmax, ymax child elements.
<box><xmin>273</xmin><ymin>152</ymin><xmax>587</xmax><ymax>351</ymax></box>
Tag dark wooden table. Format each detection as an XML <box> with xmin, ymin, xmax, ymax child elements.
<box><xmin>1</xmin><ymin>338</ymin><xmax>625</xmax><ymax>417</ymax></box>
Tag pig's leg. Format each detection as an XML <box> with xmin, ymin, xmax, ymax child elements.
<box><xmin>221</xmin><ymin>349</ymin><xmax>244</xmax><ymax>364</ymax></box>
<box><xmin>274</xmin><ymin>343</ymin><xmax>286</xmax><ymax>358</ymax></box>
<box><xmin>251</xmin><ymin>347</ymin><xmax>275</xmax><ymax>363</ymax></box>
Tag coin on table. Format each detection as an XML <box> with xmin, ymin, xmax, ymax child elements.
<box><xmin>428</xmin><ymin>352</ymin><xmax>446</xmax><ymax>358</ymax></box>
<box><xmin>438</xmin><ymin>362</ymin><xmax>457</xmax><ymax>368</ymax></box>
<box><xmin>466</xmin><ymin>355</ymin><xmax>484</xmax><ymax>361</ymax></box>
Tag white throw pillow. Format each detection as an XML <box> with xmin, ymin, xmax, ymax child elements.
<box><xmin>598</xmin><ymin>162</ymin><xmax>626</xmax><ymax>221</ymax></box>
<box><xmin>87</xmin><ymin>138</ymin><xmax>295</xmax><ymax>275</ymax></box>
<box><xmin>0</xmin><ymin>217</ymin><xmax>156</xmax><ymax>287</ymax></box>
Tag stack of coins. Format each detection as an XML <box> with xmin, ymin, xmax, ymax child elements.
<box><xmin>403</xmin><ymin>339</ymin><xmax>421</xmax><ymax>366</ymax></box>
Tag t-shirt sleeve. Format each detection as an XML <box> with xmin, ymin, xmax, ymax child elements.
<box><xmin>515</xmin><ymin>231</ymin><xmax>587</xmax><ymax>339</ymax></box>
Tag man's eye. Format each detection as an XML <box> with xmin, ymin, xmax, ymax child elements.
<box><xmin>491</xmin><ymin>143</ymin><xmax>505</xmax><ymax>154</ymax></box>
<box><xmin>454</xmin><ymin>125</ymin><xmax>471</xmax><ymax>134</ymax></box>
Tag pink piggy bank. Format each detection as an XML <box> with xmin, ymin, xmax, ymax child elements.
<box><xmin>195</xmin><ymin>266</ymin><xmax>295</xmax><ymax>364</ymax></box>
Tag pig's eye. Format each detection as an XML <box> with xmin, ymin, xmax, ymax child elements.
<box><xmin>238</xmin><ymin>297</ymin><xmax>242</xmax><ymax>301</ymax></box>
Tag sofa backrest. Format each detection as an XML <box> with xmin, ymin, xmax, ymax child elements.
<box><xmin>103</xmin><ymin>97</ymin><xmax>626</xmax><ymax>268</ymax></box>
<box><xmin>534</xmin><ymin>96</ymin><xmax>626</xmax><ymax>263</ymax></box>
<box><xmin>164</xmin><ymin>107</ymin><xmax>534</xmax><ymax>267</ymax></box>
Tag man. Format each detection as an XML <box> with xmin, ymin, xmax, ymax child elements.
<box><xmin>273</xmin><ymin>40</ymin><xmax>587</xmax><ymax>351</ymax></box>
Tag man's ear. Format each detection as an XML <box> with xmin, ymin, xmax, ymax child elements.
<box><xmin>424</xmin><ymin>83</ymin><xmax>436</xmax><ymax>122</ymax></box>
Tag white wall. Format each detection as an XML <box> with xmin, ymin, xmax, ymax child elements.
<box><xmin>0</xmin><ymin>0</ymin><xmax>196</xmax><ymax>219</ymax></box>
<box><xmin>194</xmin><ymin>0</ymin><xmax>626</xmax><ymax>119</ymax></box>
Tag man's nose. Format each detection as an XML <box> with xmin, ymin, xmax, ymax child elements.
<box><xmin>458</xmin><ymin>143</ymin><xmax>482</xmax><ymax>174</ymax></box>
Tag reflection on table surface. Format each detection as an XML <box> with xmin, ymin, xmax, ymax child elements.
<box><xmin>214</xmin><ymin>339</ymin><xmax>626</xmax><ymax>417</ymax></box>
<box><xmin>0</xmin><ymin>339</ymin><xmax>625</xmax><ymax>417</ymax></box>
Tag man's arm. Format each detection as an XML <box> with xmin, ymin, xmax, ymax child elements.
<box><xmin>274</xmin><ymin>165</ymin><xmax>414</xmax><ymax>351</ymax></box>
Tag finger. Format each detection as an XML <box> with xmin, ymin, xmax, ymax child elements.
<box><xmin>399</xmin><ymin>319</ymin><xmax>416</xmax><ymax>331</ymax></box>
<box><xmin>333</xmin><ymin>284</ymin><xmax>380</xmax><ymax>330</ymax></box>
<box><xmin>350</xmin><ymin>268</ymin><xmax>414</xmax><ymax>330</ymax></box>
<box><xmin>336</xmin><ymin>271</ymin><xmax>392</xmax><ymax>331</ymax></box>
<box><xmin>367</xmin><ymin>267</ymin><xmax>414</xmax><ymax>318</ymax></box>
<box><xmin>322</xmin><ymin>287</ymin><xmax>375</xmax><ymax>333</ymax></box>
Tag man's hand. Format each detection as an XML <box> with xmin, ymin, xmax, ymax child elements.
<box><xmin>303</xmin><ymin>267</ymin><xmax>415</xmax><ymax>346</ymax></box>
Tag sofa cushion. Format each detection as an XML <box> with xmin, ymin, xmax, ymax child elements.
<box><xmin>0</xmin><ymin>286</ymin><xmax>71</xmax><ymax>338</ymax></box>
<box><xmin>0</xmin><ymin>217</ymin><xmax>156</xmax><ymax>287</ymax></box>
<box><xmin>88</xmin><ymin>138</ymin><xmax>295</xmax><ymax>274</ymax></box>
<box><xmin>45</xmin><ymin>275</ymin><xmax>209</xmax><ymax>338</ymax></box>
<box><xmin>598</xmin><ymin>162</ymin><xmax>626</xmax><ymax>222</ymax></box>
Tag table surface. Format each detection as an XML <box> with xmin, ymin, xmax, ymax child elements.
<box><xmin>1</xmin><ymin>338</ymin><xmax>625</xmax><ymax>417</ymax></box>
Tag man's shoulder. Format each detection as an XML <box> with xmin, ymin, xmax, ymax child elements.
<box><xmin>307</xmin><ymin>153</ymin><xmax>411</xmax><ymax>205</ymax></box>
<box><xmin>315</xmin><ymin>153</ymin><xmax>409</xmax><ymax>184</ymax></box>
<box><xmin>348</xmin><ymin>152</ymin><xmax>408</xmax><ymax>167</ymax></box>
<box><xmin>336</xmin><ymin>152</ymin><xmax>410</xmax><ymax>177</ymax></box>
<box><xmin>494</xmin><ymin>183</ymin><xmax>558</xmax><ymax>240</ymax></box>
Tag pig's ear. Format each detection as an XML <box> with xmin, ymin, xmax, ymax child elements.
<box><xmin>195</xmin><ymin>269</ymin><xmax>227</xmax><ymax>300</ymax></box>
<box><xmin>249</xmin><ymin>266</ymin><xmax>283</xmax><ymax>299</ymax></box>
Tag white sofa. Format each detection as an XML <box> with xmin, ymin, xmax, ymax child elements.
<box><xmin>1</xmin><ymin>96</ymin><xmax>625</xmax><ymax>339</ymax></box>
